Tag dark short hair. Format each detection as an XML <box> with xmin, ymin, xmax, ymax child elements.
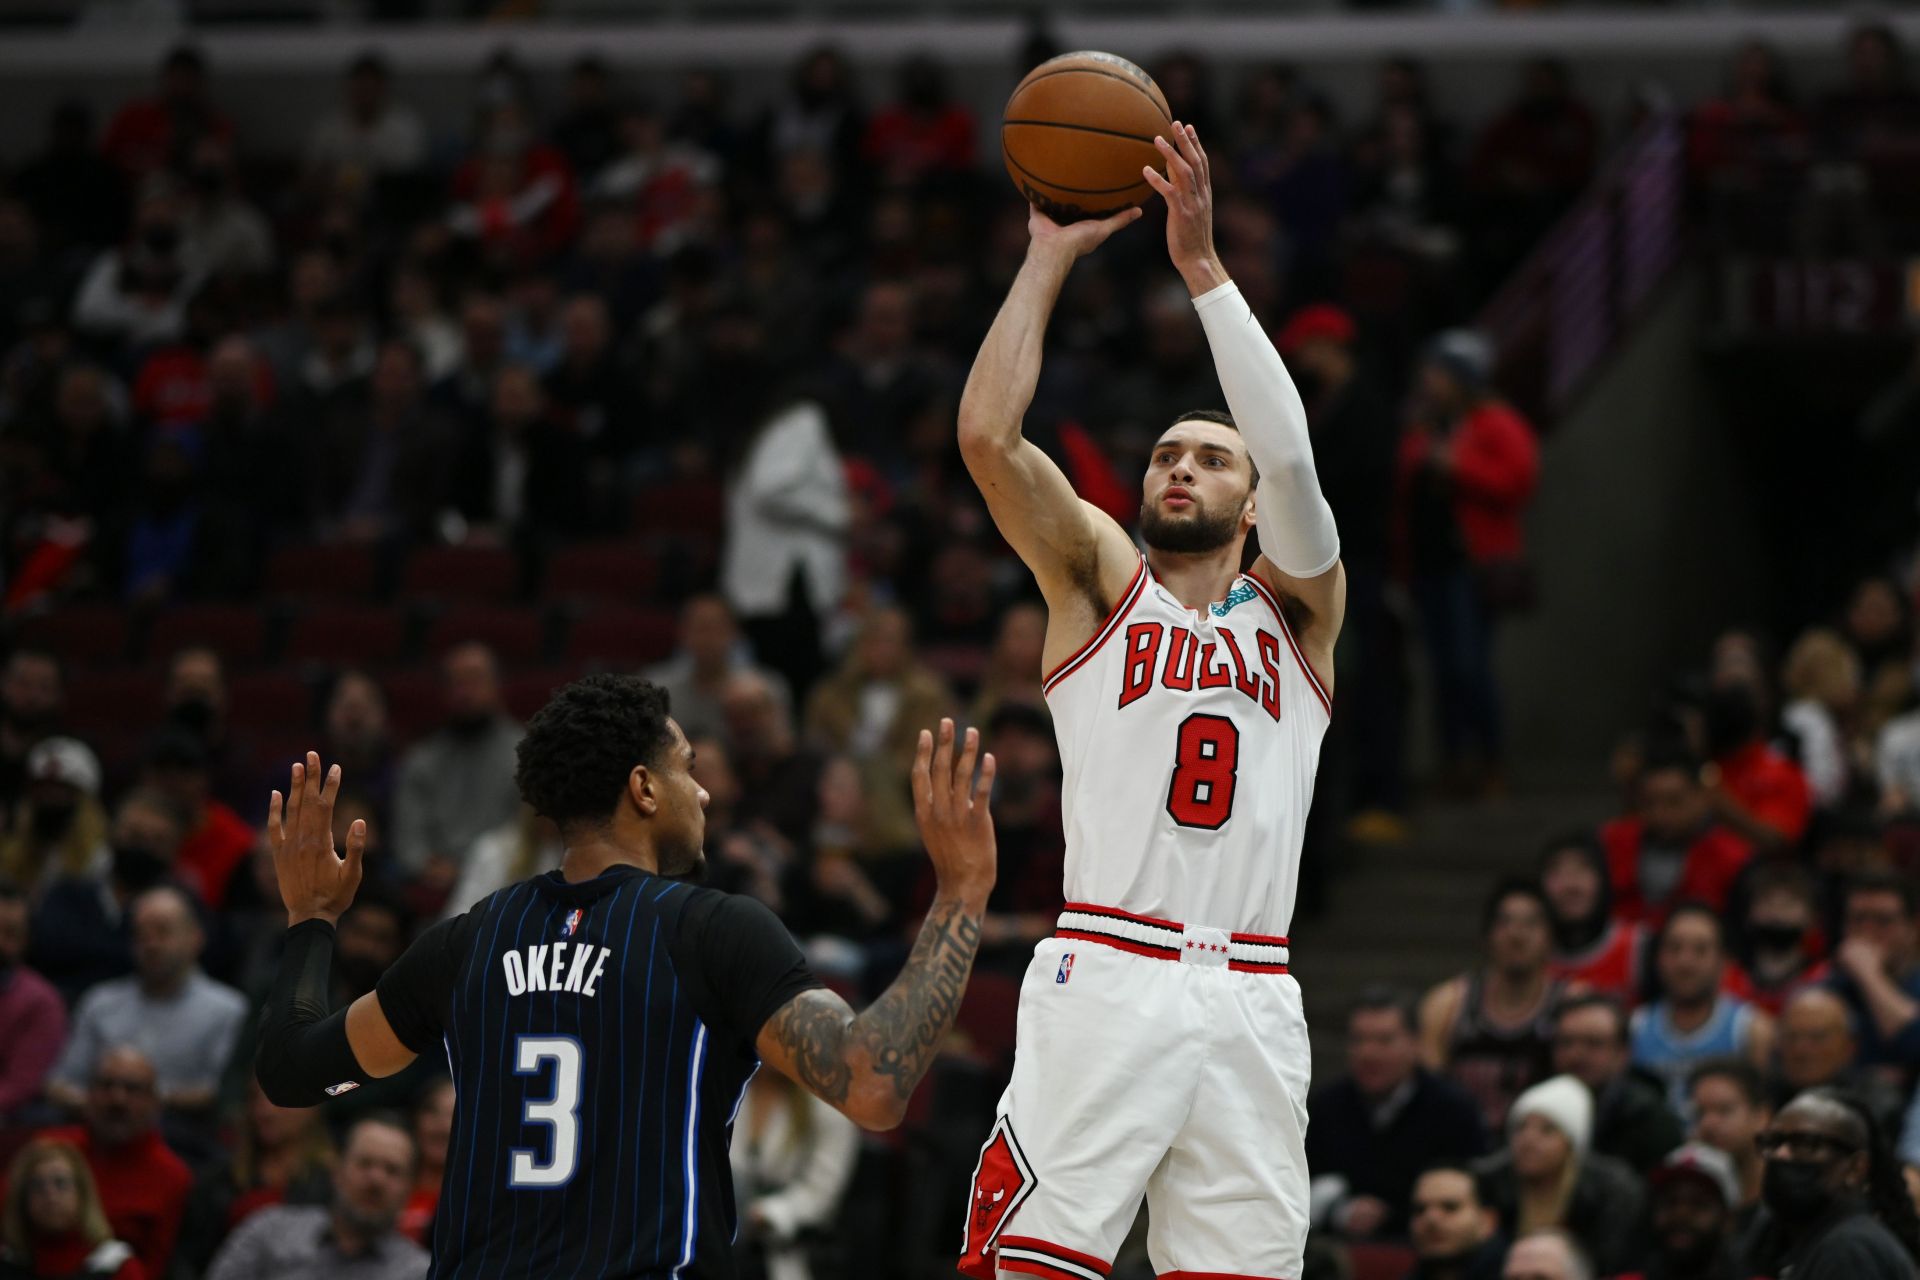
<box><xmin>1553</xmin><ymin>991</ymin><xmax>1628</xmax><ymax>1043</ymax></box>
<box><xmin>0</xmin><ymin>877</ymin><xmax>23</xmax><ymax>906</ymax></box>
<box><xmin>1482</xmin><ymin>877</ymin><xmax>1550</xmax><ymax>935</ymax></box>
<box><xmin>3</xmin><ymin>645</ymin><xmax>65</xmax><ymax>686</ymax></box>
<box><xmin>344</xmin><ymin>1111</ymin><xmax>418</xmax><ymax>1170</ymax></box>
<box><xmin>1349</xmin><ymin>984</ymin><xmax>1419</xmax><ymax>1037</ymax></box>
<box><xmin>514</xmin><ymin>675</ymin><xmax>676</xmax><ymax>829</ymax></box>
<box><xmin>1845</xmin><ymin>869</ymin><xmax>1920</xmax><ymax>918</ymax></box>
<box><xmin>1638</xmin><ymin>743</ymin><xmax>1702</xmax><ymax>784</ymax></box>
<box><xmin>1413</xmin><ymin>1162</ymin><xmax>1485</xmax><ymax>1207</ymax></box>
<box><xmin>349</xmin><ymin>50</ymin><xmax>388</xmax><ymax>79</ymax></box>
<box><xmin>1688</xmin><ymin>1055</ymin><xmax>1766</xmax><ymax>1108</ymax></box>
<box><xmin>1656</xmin><ymin>901</ymin><xmax>1727</xmax><ymax>953</ymax></box>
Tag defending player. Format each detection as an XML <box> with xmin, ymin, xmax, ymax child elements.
<box><xmin>954</xmin><ymin>121</ymin><xmax>1345</xmax><ymax>1280</ymax></box>
<box><xmin>253</xmin><ymin>676</ymin><xmax>996</xmax><ymax>1278</ymax></box>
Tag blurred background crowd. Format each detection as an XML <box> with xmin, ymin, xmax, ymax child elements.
<box><xmin>8</xmin><ymin>8</ymin><xmax>1920</xmax><ymax>1280</ymax></box>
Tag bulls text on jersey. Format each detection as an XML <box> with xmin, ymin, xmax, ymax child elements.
<box><xmin>1116</xmin><ymin>621</ymin><xmax>1284</xmax><ymax>721</ymax></box>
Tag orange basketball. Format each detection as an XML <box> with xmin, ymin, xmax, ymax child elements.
<box><xmin>1001</xmin><ymin>51</ymin><xmax>1171</xmax><ymax>223</ymax></box>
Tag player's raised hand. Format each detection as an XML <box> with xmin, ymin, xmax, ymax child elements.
<box><xmin>267</xmin><ymin>751</ymin><xmax>366</xmax><ymax>927</ymax></box>
<box><xmin>1027</xmin><ymin>202</ymin><xmax>1144</xmax><ymax>263</ymax></box>
<box><xmin>911</xmin><ymin>718</ymin><xmax>997</xmax><ymax>904</ymax></box>
<box><xmin>1144</xmin><ymin>120</ymin><xmax>1222</xmax><ymax>289</ymax></box>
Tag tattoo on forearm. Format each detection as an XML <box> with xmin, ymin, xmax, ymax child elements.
<box><xmin>765</xmin><ymin>901</ymin><xmax>985</xmax><ymax>1108</ymax></box>
<box><xmin>856</xmin><ymin>901</ymin><xmax>985</xmax><ymax>1100</ymax></box>
<box><xmin>765</xmin><ymin>990</ymin><xmax>856</xmax><ymax>1104</ymax></box>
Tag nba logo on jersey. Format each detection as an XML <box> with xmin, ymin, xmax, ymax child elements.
<box><xmin>1055</xmin><ymin>954</ymin><xmax>1074</xmax><ymax>984</ymax></box>
<box><xmin>562</xmin><ymin>908</ymin><xmax>583</xmax><ymax>937</ymax></box>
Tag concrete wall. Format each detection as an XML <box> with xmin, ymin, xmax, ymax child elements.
<box><xmin>1496</xmin><ymin>264</ymin><xmax>1769</xmax><ymax>784</ymax></box>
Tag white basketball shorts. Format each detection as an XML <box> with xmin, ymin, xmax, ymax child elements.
<box><xmin>957</xmin><ymin>903</ymin><xmax>1312</xmax><ymax>1280</ymax></box>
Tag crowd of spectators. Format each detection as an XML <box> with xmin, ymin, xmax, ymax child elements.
<box><xmin>0</xmin><ymin>20</ymin><xmax>1917</xmax><ymax>1280</ymax></box>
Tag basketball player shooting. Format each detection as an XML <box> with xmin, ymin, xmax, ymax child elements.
<box><xmin>954</xmin><ymin>120</ymin><xmax>1344</xmax><ymax>1280</ymax></box>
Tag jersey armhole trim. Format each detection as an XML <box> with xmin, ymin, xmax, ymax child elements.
<box><xmin>1041</xmin><ymin>557</ymin><xmax>1149</xmax><ymax>697</ymax></box>
<box><xmin>1242</xmin><ymin>572</ymin><xmax>1332</xmax><ymax>718</ymax></box>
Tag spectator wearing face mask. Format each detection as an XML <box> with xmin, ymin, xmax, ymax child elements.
<box><xmin>1539</xmin><ymin>834</ymin><xmax>1643</xmax><ymax>1001</ymax></box>
<box><xmin>30</xmin><ymin>789</ymin><xmax>187</xmax><ymax>1004</ymax></box>
<box><xmin>1749</xmin><ymin>1088</ymin><xmax>1920</xmax><ymax>1280</ymax></box>
<box><xmin>1623</xmin><ymin>1144</ymin><xmax>1745</xmax><ymax>1280</ymax></box>
<box><xmin>138</xmin><ymin>730</ymin><xmax>253</xmax><ymax>912</ymax></box>
<box><xmin>1701</xmin><ymin>683</ymin><xmax>1813</xmax><ymax>853</ymax></box>
<box><xmin>1731</xmin><ymin>864</ymin><xmax>1830</xmax><ymax>1017</ymax></box>
<box><xmin>71</xmin><ymin>190</ymin><xmax>205</xmax><ymax>359</ymax></box>
<box><xmin>161</xmin><ymin>647</ymin><xmax>257</xmax><ymax>817</ymax></box>
<box><xmin>0</xmin><ymin>738</ymin><xmax>109</xmax><ymax>901</ymax></box>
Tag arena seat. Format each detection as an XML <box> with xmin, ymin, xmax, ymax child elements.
<box><xmin>283</xmin><ymin>606</ymin><xmax>409</xmax><ymax>666</ymax></box>
<box><xmin>226</xmin><ymin>671</ymin><xmax>316</xmax><ymax>734</ymax></box>
<box><xmin>263</xmin><ymin>544</ymin><xmax>381</xmax><ymax>602</ymax></box>
<box><xmin>629</xmin><ymin>479</ymin><xmax>725</xmax><ymax>542</ymax></box>
<box><xmin>503</xmin><ymin>667</ymin><xmax>581</xmax><ymax>722</ymax></box>
<box><xmin>380</xmin><ymin>667</ymin><xmax>445</xmax><ymax>742</ymax></box>
<box><xmin>400</xmin><ymin>545</ymin><xmax>521</xmax><ymax>603</ymax></box>
<box><xmin>14</xmin><ymin>604</ymin><xmax>132</xmax><ymax>666</ymax></box>
<box><xmin>424</xmin><ymin>607</ymin><xmax>547</xmax><ymax>664</ymax></box>
<box><xmin>62</xmin><ymin>667</ymin><xmax>165</xmax><ymax>734</ymax></box>
<box><xmin>542</xmin><ymin>542</ymin><xmax>661</xmax><ymax>605</ymax></box>
<box><xmin>562</xmin><ymin>606</ymin><xmax>678</xmax><ymax>669</ymax></box>
<box><xmin>1348</xmin><ymin>1242</ymin><xmax>1417</xmax><ymax>1280</ymax></box>
<box><xmin>146</xmin><ymin>604</ymin><xmax>269</xmax><ymax>665</ymax></box>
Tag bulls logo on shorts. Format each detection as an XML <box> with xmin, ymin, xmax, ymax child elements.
<box><xmin>958</xmin><ymin>1116</ymin><xmax>1036</xmax><ymax>1280</ymax></box>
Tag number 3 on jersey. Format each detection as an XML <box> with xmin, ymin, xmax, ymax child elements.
<box><xmin>510</xmin><ymin>1035</ymin><xmax>583</xmax><ymax>1188</ymax></box>
<box><xmin>1166</xmin><ymin>713</ymin><xmax>1240</xmax><ymax>830</ymax></box>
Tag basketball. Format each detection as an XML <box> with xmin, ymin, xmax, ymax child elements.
<box><xmin>1001</xmin><ymin>50</ymin><xmax>1172</xmax><ymax>223</ymax></box>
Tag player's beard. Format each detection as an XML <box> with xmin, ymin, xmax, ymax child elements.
<box><xmin>658</xmin><ymin>836</ymin><xmax>708</xmax><ymax>883</ymax></box>
<box><xmin>1140</xmin><ymin>493</ymin><xmax>1243</xmax><ymax>553</ymax></box>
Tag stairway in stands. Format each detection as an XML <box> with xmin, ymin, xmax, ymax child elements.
<box><xmin>1289</xmin><ymin>787</ymin><xmax>1617</xmax><ymax>1085</ymax></box>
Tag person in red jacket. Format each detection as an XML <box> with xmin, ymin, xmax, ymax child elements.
<box><xmin>33</xmin><ymin>1048</ymin><xmax>189</xmax><ymax>1279</ymax></box>
<box><xmin>1601</xmin><ymin>747</ymin><xmax>1755</xmax><ymax>927</ymax></box>
<box><xmin>0</xmin><ymin>1139</ymin><xmax>143</xmax><ymax>1279</ymax></box>
<box><xmin>1395</xmin><ymin>329</ymin><xmax>1540</xmax><ymax>793</ymax></box>
<box><xmin>100</xmin><ymin>46</ymin><xmax>234</xmax><ymax>183</ymax></box>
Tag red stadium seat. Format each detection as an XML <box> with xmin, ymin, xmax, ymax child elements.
<box><xmin>263</xmin><ymin>544</ymin><xmax>380</xmax><ymax>602</ymax></box>
<box><xmin>284</xmin><ymin>607</ymin><xmax>409</xmax><ymax>667</ymax></box>
<box><xmin>424</xmin><ymin>607</ymin><xmax>546</xmax><ymax>664</ymax></box>
<box><xmin>563</xmin><ymin>606</ymin><xmax>678</xmax><ymax>669</ymax></box>
<box><xmin>14</xmin><ymin>604</ymin><xmax>132</xmax><ymax>666</ymax></box>
<box><xmin>542</xmin><ymin>542</ymin><xmax>662</xmax><ymax>605</ymax></box>
<box><xmin>1348</xmin><ymin>1244</ymin><xmax>1417</xmax><ymax>1280</ymax></box>
<box><xmin>226</xmin><ymin>671</ymin><xmax>315</xmax><ymax>733</ymax></box>
<box><xmin>629</xmin><ymin>478</ymin><xmax>725</xmax><ymax>541</ymax></box>
<box><xmin>400</xmin><ymin>546</ymin><xmax>520</xmax><ymax>603</ymax></box>
<box><xmin>503</xmin><ymin>667</ymin><xmax>580</xmax><ymax>722</ymax></box>
<box><xmin>380</xmin><ymin>667</ymin><xmax>445</xmax><ymax>742</ymax></box>
<box><xmin>953</xmin><ymin>971</ymin><xmax>1021</xmax><ymax>1068</ymax></box>
<box><xmin>146</xmin><ymin>604</ymin><xmax>267</xmax><ymax>665</ymax></box>
<box><xmin>63</xmin><ymin>668</ymin><xmax>165</xmax><ymax>735</ymax></box>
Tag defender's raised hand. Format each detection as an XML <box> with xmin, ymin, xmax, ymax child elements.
<box><xmin>911</xmin><ymin>719</ymin><xmax>997</xmax><ymax>905</ymax></box>
<box><xmin>267</xmin><ymin>751</ymin><xmax>366</xmax><ymax>927</ymax></box>
<box><xmin>1143</xmin><ymin>120</ymin><xmax>1224</xmax><ymax>293</ymax></box>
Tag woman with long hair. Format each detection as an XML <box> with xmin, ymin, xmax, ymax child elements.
<box><xmin>1474</xmin><ymin>1075</ymin><xmax>1647</xmax><ymax>1274</ymax></box>
<box><xmin>171</xmin><ymin>1081</ymin><xmax>333</xmax><ymax>1275</ymax></box>
<box><xmin>0</xmin><ymin>1140</ymin><xmax>141</xmax><ymax>1279</ymax></box>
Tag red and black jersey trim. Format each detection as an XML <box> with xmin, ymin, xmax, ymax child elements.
<box><xmin>1243</xmin><ymin>572</ymin><xmax>1332</xmax><ymax>718</ymax></box>
<box><xmin>1042</xmin><ymin>558</ymin><xmax>1149</xmax><ymax>697</ymax></box>
<box><xmin>998</xmin><ymin>1236</ymin><xmax>1114</xmax><ymax>1280</ymax></box>
<box><xmin>1158</xmin><ymin>1271</ymin><xmax>1295</xmax><ymax>1279</ymax></box>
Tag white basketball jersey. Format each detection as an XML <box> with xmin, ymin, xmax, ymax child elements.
<box><xmin>1042</xmin><ymin>556</ymin><xmax>1330</xmax><ymax>938</ymax></box>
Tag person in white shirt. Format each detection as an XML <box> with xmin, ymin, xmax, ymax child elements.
<box><xmin>303</xmin><ymin>52</ymin><xmax>427</xmax><ymax>207</ymax></box>
<box><xmin>722</xmin><ymin>397</ymin><xmax>850</xmax><ymax>702</ymax></box>
<box><xmin>730</xmin><ymin>1071</ymin><xmax>858</xmax><ymax>1280</ymax></box>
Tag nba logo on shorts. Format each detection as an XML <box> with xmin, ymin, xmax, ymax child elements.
<box><xmin>563</xmin><ymin>908</ymin><xmax>583</xmax><ymax>938</ymax></box>
<box><xmin>1055</xmin><ymin>953</ymin><xmax>1074</xmax><ymax>984</ymax></box>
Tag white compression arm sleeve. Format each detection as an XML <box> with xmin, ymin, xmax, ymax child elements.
<box><xmin>1192</xmin><ymin>280</ymin><xmax>1341</xmax><ymax>578</ymax></box>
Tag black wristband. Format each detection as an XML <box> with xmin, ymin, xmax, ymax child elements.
<box><xmin>254</xmin><ymin>919</ymin><xmax>368</xmax><ymax>1107</ymax></box>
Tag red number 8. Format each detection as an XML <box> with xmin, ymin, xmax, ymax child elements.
<box><xmin>1166</xmin><ymin>713</ymin><xmax>1240</xmax><ymax>830</ymax></box>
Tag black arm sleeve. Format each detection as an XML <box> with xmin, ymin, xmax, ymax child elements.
<box><xmin>254</xmin><ymin>919</ymin><xmax>369</xmax><ymax>1108</ymax></box>
<box><xmin>374</xmin><ymin>914</ymin><xmax>474</xmax><ymax>1055</ymax></box>
<box><xmin>672</xmin><ymin>892</ymin><xmax>824</xmax><ymax>1054</ymax></box>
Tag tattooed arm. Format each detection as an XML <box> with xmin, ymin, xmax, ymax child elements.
<box><xmin>757</xmin><ymin>720</ymin><xmax>997</xmax><ymax>1131</ymax></box>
